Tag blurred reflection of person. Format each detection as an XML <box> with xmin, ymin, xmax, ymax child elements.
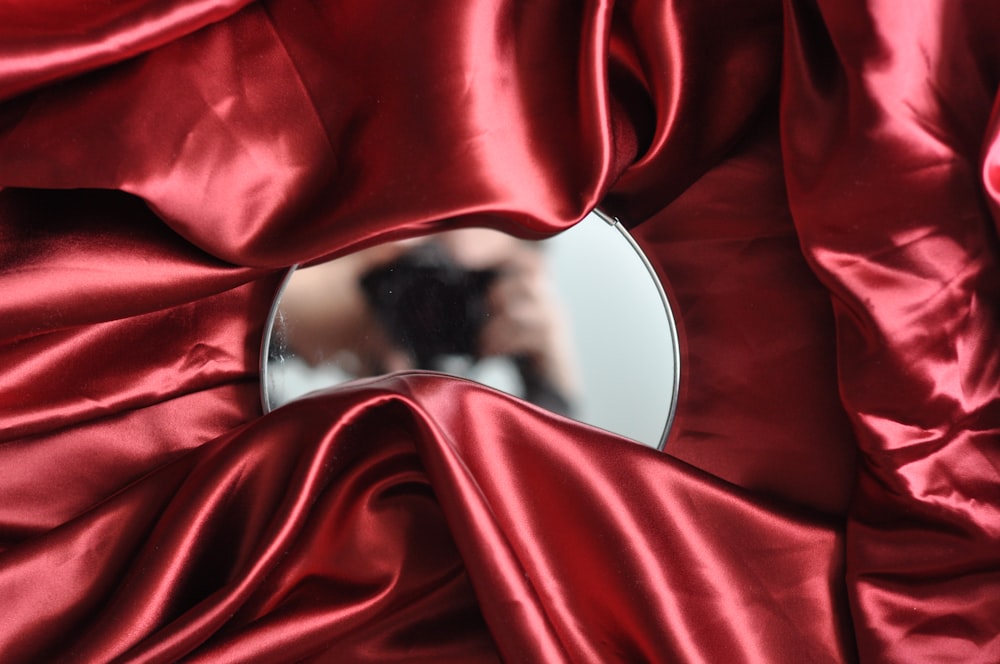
<box><xmin>278</xmin><ymin>228</ymin><xmax>578</xmax><ymax>414</ymax></box>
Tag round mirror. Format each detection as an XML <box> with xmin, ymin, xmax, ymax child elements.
<box><xmin>261</xmin><ymin>210</ymin><xmax>680</xmax><ymax>448</ymax></box>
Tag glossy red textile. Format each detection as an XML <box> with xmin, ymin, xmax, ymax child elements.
<box><xmin>1</xmin><ymin>0</ymin><xmax>997</xmax><ymax>662</ymax></box>
<box><xmin>782</xmin><ymin>2</ymin><xmax>1000</xmax><ymax>660</ymax></box>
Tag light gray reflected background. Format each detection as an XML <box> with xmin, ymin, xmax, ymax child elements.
<box><xmin>543</xmin><ymin>213</ymin><xmax>677</xmax><ymax>445</ymax></box>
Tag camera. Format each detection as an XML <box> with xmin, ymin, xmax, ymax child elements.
<box><xmin>359</xmin><ymin>242</ymin><xmax>497</xmax><ymax>368</ymax></box>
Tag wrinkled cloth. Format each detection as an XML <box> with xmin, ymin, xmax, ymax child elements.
<box><xmin>1</xmin><ymin>0</ymin><xmax>998</xmax><ymax>661</ymax></box>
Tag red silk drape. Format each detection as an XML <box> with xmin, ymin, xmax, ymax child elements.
<box><xmin>1</xmin><ymin>1</ymin><xmax>998</xmax><ymax>662</ymax></box>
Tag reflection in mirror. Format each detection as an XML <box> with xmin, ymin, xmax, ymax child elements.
<box><xmin>261</xmin><ymin>210</ymin><xmax>680</xmax><ymax>448</ymax></box>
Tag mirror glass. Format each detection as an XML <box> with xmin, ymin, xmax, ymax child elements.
<box><xmin>261</xmin><ymin>210</ymin><xmax>679</xmax><ymax>448</ymax></box>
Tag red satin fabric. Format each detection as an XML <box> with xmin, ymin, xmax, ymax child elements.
<box><xmin>782</xmin><ymin>3</ymin><xmax>1000</xmax><ymax>660</ymax></box>
<box><xmin>1</xmin><ymin>1</ymin><xmax>998</xmax><ymax>662</ymax></box>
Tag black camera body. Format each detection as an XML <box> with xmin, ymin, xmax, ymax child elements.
<box><xmin>359</xmin><ymin>242</ymin><xmax>497</xmax><ymax>369</ymax></box>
